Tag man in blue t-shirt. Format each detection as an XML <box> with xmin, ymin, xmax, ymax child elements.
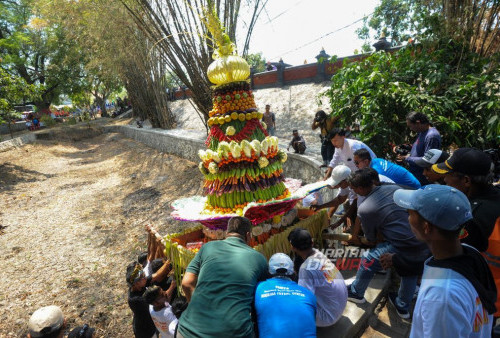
<box><xmin>255</xmin><ymin>253</ymin><xmax>317</xmax><ymax>338</ymax></box>
<box><xmin>397</xmin><ymin>111</ymin><xmax>441</xmax><ymax>185</ymax></box>
<box><xmin>353</xmin><ymin>148</ymin><xmax>421</xmax><ymax>189</ymax></box>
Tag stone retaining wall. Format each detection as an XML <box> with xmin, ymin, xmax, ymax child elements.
<box><xmin>1</xmin><ymin>124</ymin><xmax>334</xmax><ymax>199</ymax></box>
<box><xmin>0</xmin><ymin>133</ymin><xmax>37</xmax><ymax>152</ymax></box>
<box><xmin>104</xmin><ymin>125</ymin><xmax>327</xmax><ymax>186</ymax></box>
<box><xmin>0</xmin><ymin>121</ymin><xmax>27</xmax><ymax>135</ymax></box>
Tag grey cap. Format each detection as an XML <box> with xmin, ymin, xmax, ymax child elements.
<box><xmin>393</xmin><ymin>184</ymin><xmax>472</xmax><ymax>231</ymax></box>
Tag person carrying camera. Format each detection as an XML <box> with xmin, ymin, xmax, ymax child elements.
<box><xmin>397</xmin><ymin>111</ymin><xmax>441</xmax><ymax>185</ymax></box>
<box><xmin>312</xmin><ymin>110</ymin><xmax>340</xmax><ymax>168</ymax></box>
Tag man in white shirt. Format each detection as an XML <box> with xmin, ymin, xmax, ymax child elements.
<box><xmin>289</xmin><ymin>228</ymin><xmax>347</xmax><ymax>327</ymax></box>
<box><xmin>394</xmin><ymin>185</ymin><xmax>496</xmax><ymax>337</ymax></box>
<box><xmin>323</xmin><ymin>128</ymin><xmax>376</xmax><ymax>181</ymax></box>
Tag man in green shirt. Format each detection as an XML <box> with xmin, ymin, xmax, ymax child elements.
<box><xmin>178</xmin><ymin>217</ymin><xmax>268</xmax><ymax>338</ymax></box>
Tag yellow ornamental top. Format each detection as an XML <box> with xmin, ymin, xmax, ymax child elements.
<box><xmin>203</xmin><ymin>7</ymin><xmax>250</xmax><ymax>86</ymax></box>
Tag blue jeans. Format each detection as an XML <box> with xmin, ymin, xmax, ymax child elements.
<box><xmin>267</xmin><ymin>127</ymin><xmax>275</xmax><ymax>136</ymax></box>
<box><xmin>350</xmin><ymin>242</ymin><xmax>417</xmax><ymax>311</ymax></box>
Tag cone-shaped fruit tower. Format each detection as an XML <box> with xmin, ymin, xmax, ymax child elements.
<box><xmin>199</xmin><ymin>8</ymin><xmax>289</xmax><ymax>217</ymax></box>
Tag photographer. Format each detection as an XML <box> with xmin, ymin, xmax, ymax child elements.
<box><xmin>397</xmin><ymin>111</ymin><xmax>441</xmax><ymax>185</ymax></box>
<box><xmin>312</xmin><ymin>110</ymin><xmax>340</xmax><ymax>168</ymax></box>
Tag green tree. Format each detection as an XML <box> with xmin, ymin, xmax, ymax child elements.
<box><xmin>39</xmin><ymin>0</ymin><xmax>176</xmax><ymax>128</ymax></box>
<box><xmin>0</xmin><ymin>0</ymin><xmax>85</xmax><ymax>111</ymax></box>
<box><xmin>357</xmin><ymin>0</ymin><xmax>500</xmax><ymax>58</ymax></box>
<box><xmin>333</xmin><ymin>0</ymin><xmax>500</xmax><ymax>157</ymax></box>
<box><xmin>245</xmin><ymin>52</ymin><xmax>266</xmax><ymax>73</ymax></box>
<box><xmin>322</xmin><ymin>42</ymin><xmax>500</xmax><ymax>157</ymax></box>
<box><xmin>0</xmin><ymin>68</ymin><xmax>40</xmax><ymax>137</ymax></box>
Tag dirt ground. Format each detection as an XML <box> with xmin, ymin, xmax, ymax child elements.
<box><xmin>0</xmin><ymin>126</ymin><xmax>200</xmax><ymax>337</ymax></box>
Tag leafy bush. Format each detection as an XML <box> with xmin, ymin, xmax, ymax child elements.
<box><xmin>322</xmin><ymin>40</ymin><xmax>500</xmax><ymax>157</ymax></box>
<box><xmin>40</xmin><ymin>115</ymin><xmax>56</xmax><ymax>127</ymax></box>
<box><xmin>67</xmin><ymin>117</ymin><xmax>77</xmax><ymax>125</ymax></box>
<box><xmin>80</xmin><ymin>111</ymin><xmax>91</xmax><ymax>122</ymax></box>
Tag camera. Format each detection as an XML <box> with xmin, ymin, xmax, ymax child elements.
<box><xmin>484</xmin><ymin>148</ymin><xmax>500</xmax><ymax>182</ymax></box>
<box><xmin>394</xmin><ymin>144</ymin><xmax>412</xmax><ymax>156</ymax></box>
<box><xmin>314</xmin><ymin>110</ymin><xmax>328</xmax><ymax>123</ymax></box>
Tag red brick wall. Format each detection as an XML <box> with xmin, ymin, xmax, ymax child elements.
<box><xmin>325</xmin><ymin>55</ymin><xmax>367</xmax><ymax>75</ymax></box>
<box><xmin>174</xmin><ymin>88</ymin><xmax>193</xmax><ymax>99</ymax></box>
<box><xmin>171</xmin><ymin>51</ymin><xmax>385</xmax><ymax>97</ymax></box>
<box><xmin>283</xmin><ymin>64</ymin><xmax>317</xmax><ymax>82</ymax></box>
<box><xmin>253</xmin><ymin>71</ymin><xmax>278</xmax><ymax>86</ymax></box>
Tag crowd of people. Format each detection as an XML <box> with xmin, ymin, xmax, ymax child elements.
<box><xmin>310</xmin><ymin>110</ymin><xmax>500</xmax><ymax>336</ymax></box>
<box><xmin>26</xmin><ymin>109</ymin><xmax>499</xmax><ymax>337</ymax></box>
<box><xmin>118</xmin><ymin>110</ymin><xmax>498</xmax><ymax>338</ymax></box>
<box><xmin>176</xmin><ymin>218</ymin><xmax>348</xmax><ymax>338</ymax></box>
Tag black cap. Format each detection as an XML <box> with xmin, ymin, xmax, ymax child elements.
<box><xmin>433</xmin><ymin>148</ymin><xmax>492</xmax><ymax>176</ymax></box>
<box><xmin>292</xmin><ymin>129</ymin><xmax>298</xmax><ymax>133</ymax></box>
<box><xmin>288</xmin><ymin>228</ymin><xmax>312</xmax><ymax>250</ymax></box>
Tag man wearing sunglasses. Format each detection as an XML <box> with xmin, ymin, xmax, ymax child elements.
<box><xmin>353</xmin><ymin>148</ymin><xmax>421</xmax><ymax>189</ymax></box>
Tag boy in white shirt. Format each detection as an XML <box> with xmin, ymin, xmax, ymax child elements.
<box><xmin>144</xmin><ymin>284</ymin><xmax>177</xmax><ymax>338</ymax></box>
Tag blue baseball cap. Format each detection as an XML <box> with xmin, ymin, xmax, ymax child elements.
<box><xmin>393</xmin><ymin>184</ymin><xmax>472</xmax><ymax>231</ymax></box>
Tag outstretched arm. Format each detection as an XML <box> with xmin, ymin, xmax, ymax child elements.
<box><xmin>152</xmin><ymin>260</ymin><xmax>172</xmax><ymax>283</ymax></box>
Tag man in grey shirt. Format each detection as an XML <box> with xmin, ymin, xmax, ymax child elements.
<box><xmin>345</xmin><ymin>168</ymin><xmax>429</xmax><ymax>319</ymax></box>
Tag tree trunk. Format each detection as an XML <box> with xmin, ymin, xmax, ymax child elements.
<box><xmin>101</xmin><ymin>96</ymin><xmax>108</xmax><ymax>116</ymax></box>
<box><xmin>34</xmin><ymin>101</ymin><xmax>51</xmax><ymax>113</ymax></box>
<box><xmin>94</xmin><ymin>96</ymin><xmax>108</xmax><ymax>117</ymax></box>
<box><xmin>8</xmin><ymin>120</ymin><xmax>13</xmax><ymax>139</ymax></box>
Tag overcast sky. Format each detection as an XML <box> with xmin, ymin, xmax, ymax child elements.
<box><xmin>238</xmin><ymin>0</ymin><xmax>379</xmax><ymax>65</ymax></box>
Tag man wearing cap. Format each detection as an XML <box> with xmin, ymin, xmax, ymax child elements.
<box><xmin>433</xmin><ymin>148</ymin><xmax>500</xmax><ymax>252</ymax></box>
<box><xmin>413</xmin><ymin>149</ymin><xmax>449</xmax><ymax>184</ymax></box>
<box><xmin>346</xmin><ymin>168</ymin><xmax>430</xmax><ymax>319</ymax></box>
<box><xmin>126</xmin><ymin>258</ymin><xmax>173</xmax><ymax>338</ymax></box>
<box><xmin>433</xmin><ymin>147</ymin><xmax>500</xmax><ymax>320</ymax></box>
<box><xmin>312</xmin><ymin>165</ymin><xmax>360</xmax><ymax>228</ymax></box>
<box><xmin>28</xmin><ymin>305</ymin><xmax>66</xmax><ymax>338</ymax></box>
<box><xmin>287</xmin><ymin>129</ymin><xmax>307</xmax><ymax>154</ymax></box>
<box><xmin>289</xmin><ymin>228</ymin><xmax>347</xmax><ymax>327</ymax></box>
<box><xmin>254</xmin><ymin>253</ymin><xmax>317</xmax><ymax>337</ymax></box>
<box><xmin>393</xmin><ymin>184</ymin><xmax>496</xmax><ymax>337</ymax></box>
<box><xmin>313</xmin><ymin>165</ymin><xmax>352</xmax><ymax>214</ymax></box>
<box><xmin>353</xmin><ymin>148</ymin><xmax>421</xmax><ymax>189</ymax></box>
<box><xmin>178</xmin><ymin>216</ymin><xmax>268</xmax><ymax>338</ymax></box>
<box><xmin>398</xmin><ymin>111</ymin><xmax>441</xmax><ymax>185</ymax></box>
<box><xmin>313</xmin><ymin>165</ymin><xmax>393</xmax><ymax>240</ymax></box>
<box><xmin>323</xmin><ymin>128</ymin><xmax>376</xmax><ymax>181</ymax></box>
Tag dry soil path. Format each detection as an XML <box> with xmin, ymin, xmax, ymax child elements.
<box><xmin>0</xmin><ymin>127</ymin><xmax>199</xmax><ymax>337</ymax></box>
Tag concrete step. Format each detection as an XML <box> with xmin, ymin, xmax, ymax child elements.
<box><xmin>317</xmin><ymin>270</ymin><xmax>391</xmax><ymax>338</ymax></box>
